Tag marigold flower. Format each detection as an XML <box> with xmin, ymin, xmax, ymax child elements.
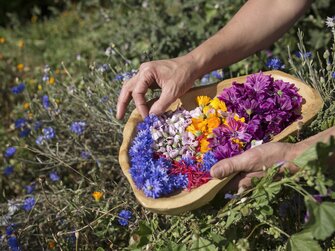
<box><xmin>23</xmin><ymin>102</ymin><xmax>30</xmax><ymax>110</ymax></box>
<box><xmin>207</xmin><ymin>116</ymin><xmax>221</xmax><ymax>132</ymax></box>
<box><xmin>196</xmin><ymin>96</ymin><xmax>211</xmax><ymax>107</ymax></box>
<box><xmin>18</xmin><ymin>39</ymin><xmax>24</xmax><ymax>48</ymax></box>
<box><xmin>92</xmin><ymin>191</ymin><xmax>103</xmax><ymax>201</ymax></box>
<box><xmin>0</xmin><ymin>37</ymin><xmax>5</xmax><ymax>43</ymax></box>
<box><xmin>49</xmin><ymin>76</ymin><xmax>55</xmax><ymax>85</ymax></box>
<box><xmin>210</xmin><ymin>97</ymin><xmax>227</xmax><ymax>111</ymax></box>
<box><xmin>17</xmin><ymin>63</ymin><xmax>24</xmax><ymax>72</ymax></box>
<box><xmin>200</xmin><ymin>138</ymin><xmax>210</xmax><ymax>153</ymax></box>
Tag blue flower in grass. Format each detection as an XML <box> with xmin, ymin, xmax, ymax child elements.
<box><xmin>118</xmin><ymin>210</ymin><xmax>132</xmax><ymax>226</ymax></box>
<box><xmin>22</xmin><ymin>197</ymin><xmax>35</xmax><ymax>211</ymax></box>
<box><xmin>11</xmin><ymin>83</ymin><xmax>25</xmax><ymax>94</ymax></box>
<box><xmin>4</xmin><ymin>147</ymin><xmax>16</xmax><ymax>158</ymax></box>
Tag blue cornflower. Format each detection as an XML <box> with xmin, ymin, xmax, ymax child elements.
<box><xmin>70</xmin><ymin>121</ymin><xmax>86</xmax><ymax>135</ymax></box>
<box><xmin>42</xmin><ymin>127</ymin><xmax>55</xmax><ymax>140</ymax></box>
<box><xmin>25</xmin><ymin>184</ymin><xmax>35</xmax><ymax>194</ymax></box>
<box><xmin>19</xmin><ymin>128</ymin><xmax>30</xmax><ymax>138</ymax></box>
<box><xmin>332</xmin><ymin>72</ymin><xmax>335</xmax><ymax>79</ymax></box>
<box><xmin>33</xmin><ymin>121</ymin><xmax>42</xmax><ymax>131</ymax></box>
<box><xmin>211</xmin><ymin>69</ymin><xmax>224</xmax><ymax>80</ymax></box>
<box><xmin>118</xmin><ymin>210</ymin><xmax>132</xmax><ymax>226</ymax></box>
<box><xmin>6</xmin><ymin>224</ymin><xmax>16</xmax><ymax>235</ymax></box>
<box><xmin>35</xmin><ymin>135</ymin><xmax>44</xmax><ymax>145</ymax></box>
<box><xmin>22</xmin><ymin>197</ymin><xmax>35</xmax><ymax>211</ymax></box>
<box><xmin>4</xmin><ymin>166</ymin><xmax>14</xmax><ymax>176</ymax></box>
<box><xmin>266</xmin><ymin>57</ymin><xmax>284</xmax><ymax>70</ymax></box>
<box><xmin>15</xmin><ymin>118</ymin><xmax>27</xmax><ymax>129</ymax></box>
<box><xmin>42</xmin><ymin>95</ymin><xmax>50</xmax><ymax>109</ymax></box>
<box><xmin>202</xmin><ymin>151</ymin><xmax>218</xmax><ymax>171</ymax></box>
<box><xmin>49</xmin><ymin>171</ymin><xmax>60</xmax><ymax>182</ymax></box>
<box><xmin>81</xmin><ymin>151</ymin><xmax>90</xmax><ymax>160</ymax></box>
<box><xmin>7</xmin><ymin>236</ymin><xmax>20</xmax><ymax>250</ymax></box>
<box><xmin>201</xmin><ymin>74</ymin><xmax>210</xmax><ymax>85</ymax></box>
<box><xmin>114</xmin><ymin>74</ymin><xmax>123</xmax><ymax>81</ymax></box>
<box><xmin>143</xmin><ymin>178</ymin><xmax>162</xmax><ymax>198</ymax></box>
<box><xmin>4</xmin><ymin>147</ymin><xmax>16</xmax><ymax>158</ymax></box>
<box><xmin>295</xmin><ymin>51</ymin><xmax>312</xmax><ymax>59</ymax></box>
<box><xmin>11</xmin><ymin>83</ymin><xmax>25</xmax><ymax>94</ymax></box>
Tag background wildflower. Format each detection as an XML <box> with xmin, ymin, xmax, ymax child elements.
<box><xmin>92</xmin><ymin>191</ymin><xmax>103</xmax><ymax>202</ymax></box>
<box><xmin>22</xmin><ymin>197</ymin><xmax>35</xmax><ymax>211</ymax></box>
<box><xmin>4</xmin><ymin>147</ymin><xmax>16</xmax><ymax>158</ymax></box>
<box><xmin>118</xmin><ymin>210</ymin><xmax>132</xmax><ymax>226</ymax></box>
<box><xmin>49</xmin><ymin>171</ymin><xmax>60</xmax><ymax>182</ymax></box>
<box><xmin>70</xmin><ymin>121</ymin><xmax>86</xmax><ymax>135</ymax></box>
<box><xmin>11</xmin><ymin>83</ymin><xmax>25</xmax><ymax>94</ymax></box>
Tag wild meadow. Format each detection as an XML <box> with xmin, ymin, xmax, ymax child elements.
<box><xmin>0</xmin><ymin>1</ymin><xmax>335</xmax><ymax>250</ymax></box>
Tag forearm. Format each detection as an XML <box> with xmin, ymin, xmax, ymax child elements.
<box><xmin>184</xmin><ymin>0</ymin><xmax>311</xmax><ymax>79</ymax></box>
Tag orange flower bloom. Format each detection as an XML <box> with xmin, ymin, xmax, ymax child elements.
<box><xmin>23</xmin><ymin>102</ymin><xmax>30</xmax><ymax>110</ymax></box>
<box><xmin>200</xmin><ymin>138</ymin><xmax>210</xmax><ymax>153</ymax></box>
<box><xmin>17</xmin><ymin>63</ymin><xmax>24</xmax><ymax>72</ymax></box>
<box><xmin>0</xmin><ymin>37</ymin><xmax>5</xmax><ymax>44</ymax></box>
<box><xmin>92</xmin><ymin>191</ymin><xmax>103</xmax><ymax>202</ymax></box>
<box><xmin>207</xmin><ymin>116</ymin><xmax>221</xmax><ymax>132</ymax></box>
<box><xmin>48</xmin><ymin>240</ymin><xmax>56</xmax><ymax>249</ymax></box>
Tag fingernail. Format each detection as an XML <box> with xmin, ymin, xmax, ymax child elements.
<box><xmin>212</xmin><ymin>167</ymin><xmax>223</xmax><ymax>179</ymax></box>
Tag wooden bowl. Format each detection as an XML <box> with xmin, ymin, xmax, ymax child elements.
<box><xmin>119</xmin><ymin>70</ymin><xmax>323</xmax><ymax>215</ymax></box>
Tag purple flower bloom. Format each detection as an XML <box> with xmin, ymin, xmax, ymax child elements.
<box><xmin>266</xmin><ymin>57</ymin><xmax>284</xmax><ymax>70</ymax></box>
<box><xmin>11</xmin><ymin>83</ymin><xmax>25</xmax><ymax>94</ymax></box>
<box><xmin>6</xmin><ymin>224</ymin><xmax>16</xmax><ymax>235</ymax></box>
<box><xmin>35</xmin><ymin>135</ymin><xmax>44</xmax><ymax>145</ymax></box>
<box><xmin>118</xmin><ymin>210</ymin><xmax>132</xmax><ymax>226</ymax></box>
<box><xmin>25</xmin><ymin>184</ymin><xmax>35</xmax><ymax>194</ymax></box>
<box><xmin>295</xmin><ymin>51</ymin><xmax>312</xmax><ymax>59</ymax></box>
<box><xmin>49</xmin><ymin>171</ymin><xmax>60</xmax><ymax>181</ymax></box>
<box><xmin>4</xmin><ymin>147</ymin><xmax>16</xmax><ymax>158</ymax></box>
<box><xmin>211</xmin><ymin>69</ymin><xmax>224</xmax><ymax>79</ymax></box>
<box><xmin>70</xmin><ymin>121</ymin><xmax>86</xmax><ymax>135</ymax></box>
<box><xmin>8</xmin><ymin>236</ymin><xmax>20</xmax><ymax>250</ymax></box>
<box><xmin>19</xmin><ymin>128</ymin><xmax>30</xmax><ymax>138</ymax></box>
<box><xmin>22</xmin><ymin>197</ymin><xmax>35</xmax><ymax>211</ymax></box>
<box><xmin>201</xmin><ymin>74</ymin><xmax>210</xmax><ymax>85</ymax></box>
<box><xmin>4</xmin><ymin>166</ymin><xmax>14</xmax><ymax>176</ymax></box>
<box><xmin>42</xmin><ymin>95</ymin><xmax>50</xmax><ymax>109</ymax></box>
<box><xmin>15</xmin><ymin>118</ymin><xmax>27</xmax><ymax>129</ymax></box>
<box><xmin>81</xmin><ymin>151</ymin><xmax>90</xmax><ymax>159</ymax></box>
<box><xmin>42</xmin><ymin>127</ymin><xmax>55</xmax><ymax>140</ymax></box>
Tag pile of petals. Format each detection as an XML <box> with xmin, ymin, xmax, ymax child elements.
<box><xmin>128</xmin><ymin>72</ymin><xmax>302</xmax><ymax>198</ymax></box>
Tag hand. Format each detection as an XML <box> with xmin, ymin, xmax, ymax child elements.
<box><xmin>210</xmin><ymin>142</ymin><xmax>300</xmax><ymax>191</ymax></box>
<box><xmin>116</xmin><ymin>55</ymin><xmax>199</xmax><ymax>120</ymax></box>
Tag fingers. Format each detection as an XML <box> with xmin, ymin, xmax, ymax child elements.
<box><xmin>210</xmin><ymin>149</ymin><xmax>258</xmax><ymax>179</ymax></box>
<box><xmin>117</xmin><ymin>78</ymin><xmax>135</xmax><ymax>120</ymax></box>
<box><xmin>149</xmin><ymin>89</ymin><xmax>174</xmax><ymax>116</ymax></box>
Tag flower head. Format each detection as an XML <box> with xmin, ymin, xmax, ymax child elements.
<box><xmin>11</xmin><ymin>83</ymin><xmax>25</xmax><ymax>94</ymax></box>
<box><xmin>15</xmin><ymin>118</ymin><xmax>27</xmax><ymax>129</ymax></box>
<box><xmin>266</xmin><ymin>57</ymin><xmax>284</xmax><ymax>70</ymax></box>
<box><xmin>4</xmin><ymin>166</ymin><xmax>14</xmax><ymax>176</ymax></box>
<box><xmin>118</xmin><ymin>210</ymin><xmax>132</xmax><ymax>226</ymax></box>
<box><xmin>4</xmin><ymin>147</ymin><xmax>16</xmax><ymax>158</ymax></box>
<box><xmin>70</xmin><ymin>121</ymin><xmax>86</xmax><ymax>135</ymax></box>
<box><xmin>22</xmin><ymin>197</ymin><xmax>35</xmax><ymax>211</ymax></box>
<box><xmin>42</xmin><ymin>127</ymin><xmax>55</xmax><ymax>140</ymax></box>
<box><xmin>49</xmin><ymin>171</ymin><xmax>60</xmax><ymax>182</ymax></box>
<box><xmin>42</xmin><ymin>95</ymin><xmax>50</xmax><ymax>109</ymax></box>
<box><xmin>196</xmin><ymin>96</ymin><xmax>211</xmax><ymax>107</ymax></box>
<box><xmin>92</xmin><ymin>191</ymin><xmax>103</xmax><ymax>202</ymax></box>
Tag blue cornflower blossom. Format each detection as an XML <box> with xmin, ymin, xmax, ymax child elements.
<box><xmin>22</xmin><ymin>197</ymin><xmax>35</xmax><ymax>211</ymax></box>
<box><xmin>200</xmin><ymin>74</ymin><xmax>210</xmax><ymax>85</ymax></box>
<box><xmin>4</xmin><ymin>166</ymin><xmax>14</xmax><ymax>176</ymax></box>
<box><xmin>6</xmin><ymin>224</ymin><xmax>16</xmax><ymax>235</ymax></box>
<box><xmin>25</xmin><ymin>184</ymin><xmax>35</xmax><ymax>194</ymax></box>
<box><xmin>4</xmin><ymin>147</ymin><xmax>16</xmax><ymax>158</ymax></box>
<box><xmin>42</xmin><ymin>127</ymin><xmax>55</xmax><ymax>139</ymax></box>
<box><xmin>70</xmin><ymin>121</ymin><xmax>86</xmax><ymax>135</ymax></box>
<box><xmin>114</xmin><ymin>74</ymin><xmax>123</xmax><ymax>81</ymax></box>
<box><xmin>143</xmin><ymin>179</ymin><xmax>162</xmax><ymax>198</ymax></box>
<box><xmin>211</xmin><ymin>69</ymin><xmax>224</xmax><ymax>80</ymax></box>
<box><xmin>49</xmin><ymin>171</ymin><xmax>60</xmax><ymax>182</ymax></box>
<box><xmin>81</xmin><ymin>151</ymin><xmax>90</xmax><ymax>160</ymax></box>
<box><xmin>35</xmin><ymin>135</ymin><xmax>44</xmax><ymax>145</ymax></box>
<box><xmin>202</xmin><ymin>151</ymin><xmax>218</xmax><ymax>171</ymax></box>
<box><xmin>295</xmin><ymin>51</ymin><xmax>312</xmax><ymax>59</ymax></box>
<box><xmin>118</xmin><ymin>210</ymin><xmax>132</xmax><ymax>226</ymax></box>
<box><xmin>7</xmin><ymin>236</ymin><xmax>20</xmax><ymax>250</ymax></box>
<box><xmin>266</xmin><ymin>57</ymin><xmax>284</xmax><ymax>70</ymax></box>
<box><xmin>332</xmin><ymin>72</ymin><xmax>335</xmax><ymax>79</ymax></box>
<box><xmin>15</xmin><ymin>118</ymin><xmax>27</xmax><ymax>129</ymax></box>
<box><xmin>42</xmin><ymin>95</ymin><xmax>50</xmax><ymax>109</ymax></box>
<box><xmin>11</xmin><ymin>83</ymin><xmax>25</xmax><ymax>94</ymax></box>
<box><xmin>19</xmin><ymin>128</ymin><xmax>30</xmax><ymax>138</ymax></box>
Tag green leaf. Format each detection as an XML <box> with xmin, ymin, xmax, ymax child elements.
<box><xmin>287</xmin><ymin>231</ymin><xmax>322</xmax><ymax>251</ymax></box>
<box><xmin>161</xmin><ymin>241</ymin><xmax>187</xmax><ymax>251</ymax></box>
<box><xmin>135</xmin><ymin>221</ymin><xmax>152</xmax><ymax>236</ymax></box>
<box><xmin>210</xmin><ymin>232</ymin><xmax>225</xmax><ymax>246</ymax></box>
<box><xmin>190</xmin><ymin>236</ymin><xmax>218</xmax><ymax>251</ymax></box>
<box><xmin>96</xmin><ymin>248</ymin><xmax>105</xmax><ymax>251</ymax></box>
<box><xmin>304</xmin><ymin>201</ymin><xmax>335</xmax><ymax>240</ymax></box>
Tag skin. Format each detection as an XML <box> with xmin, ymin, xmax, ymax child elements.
<box><xmin>116</xmin><ymin>0</ymin><xmax>335</xmax><ymax>190</ymax></box>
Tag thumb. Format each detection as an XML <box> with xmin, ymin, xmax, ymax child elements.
<box><xmin>210</xmin><ymin>158</ymin><xmax>240</xmax><ymax>179</ymax></box>
<box><xmin>149</xmin><ymin>90</ymin><xmax>175</xmax><ymax>115</ymax></box>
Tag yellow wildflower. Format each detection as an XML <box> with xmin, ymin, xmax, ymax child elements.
<box><xmin>23</xmin><ymin>102</ymin><xmax>30</xmax><ymax>110</ymax></box>
<box><xmin>210</xmin><ymin>97</ymin><xmax>227</xmax><ymax>111</ymax></box>
<box><xmin>186</xmin><ymin>124</ymin><xmax>200</xmax><ymax>136</ymax></box>
<box><xmin>18</xmin><ymin>39</ymin><xmax>24</xmax><ymax>48</ymax></box>
<box><xmin>196</xmin><ymin>96</ymin><xmax>211</xmax><ymax>107</ymax></box>
<box><xmin>200</xmin><ymin>138</ymin><xmax>210</xmax><ymax>153</ymax></box>
<box><xmin>92</xmin><ymin>191</ymin><xmax>103</xmax><ymax>202</ymax></box>
<box><xmin>28</xmin><ymin>112</ymin><xmax>33</xmax><ymax>120</ymax></box>
<box><xmin>17</xmin><ymin>63</ymin><xmax>24</xmax><ymax>72</ymax></box>
<box><xmin>49</xmin><ymin>76</ymin><xmax>55</xmax><ymax>85</ymax></box>
<box><xmin>38</xmin><ymin>84</ymin><xmax>43</xmax><ymax>91</ymax></box>
<box><xmin>233</xmin><ymin>114</ymin><xmax>245</xmax><ymax>123</ymax></box>
<box><xmin>0</xmin><ymin>37</ymin><xmax>5</xmax><ymax>43</ymax></box>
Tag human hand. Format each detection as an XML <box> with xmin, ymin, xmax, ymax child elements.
<box><xmin>210</xmin><ymin>142</ymin><xmax>300</xmax><ymax>191</ymax></box>
<box><xmin>116</xmin><ymin>55</ymin><xmax>199</xmax><ymax>120</ymax></box>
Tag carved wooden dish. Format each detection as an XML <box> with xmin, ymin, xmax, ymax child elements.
<box><xmin>119</xmin><ymin>70</ymin><xmax>323</xmax><ymax>215</ymax></box>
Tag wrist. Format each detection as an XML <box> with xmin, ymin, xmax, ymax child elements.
<box><xmin>180</xmin><ymin>52</ymin><xmax>208</xmax><ymax>80</ymax></box>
